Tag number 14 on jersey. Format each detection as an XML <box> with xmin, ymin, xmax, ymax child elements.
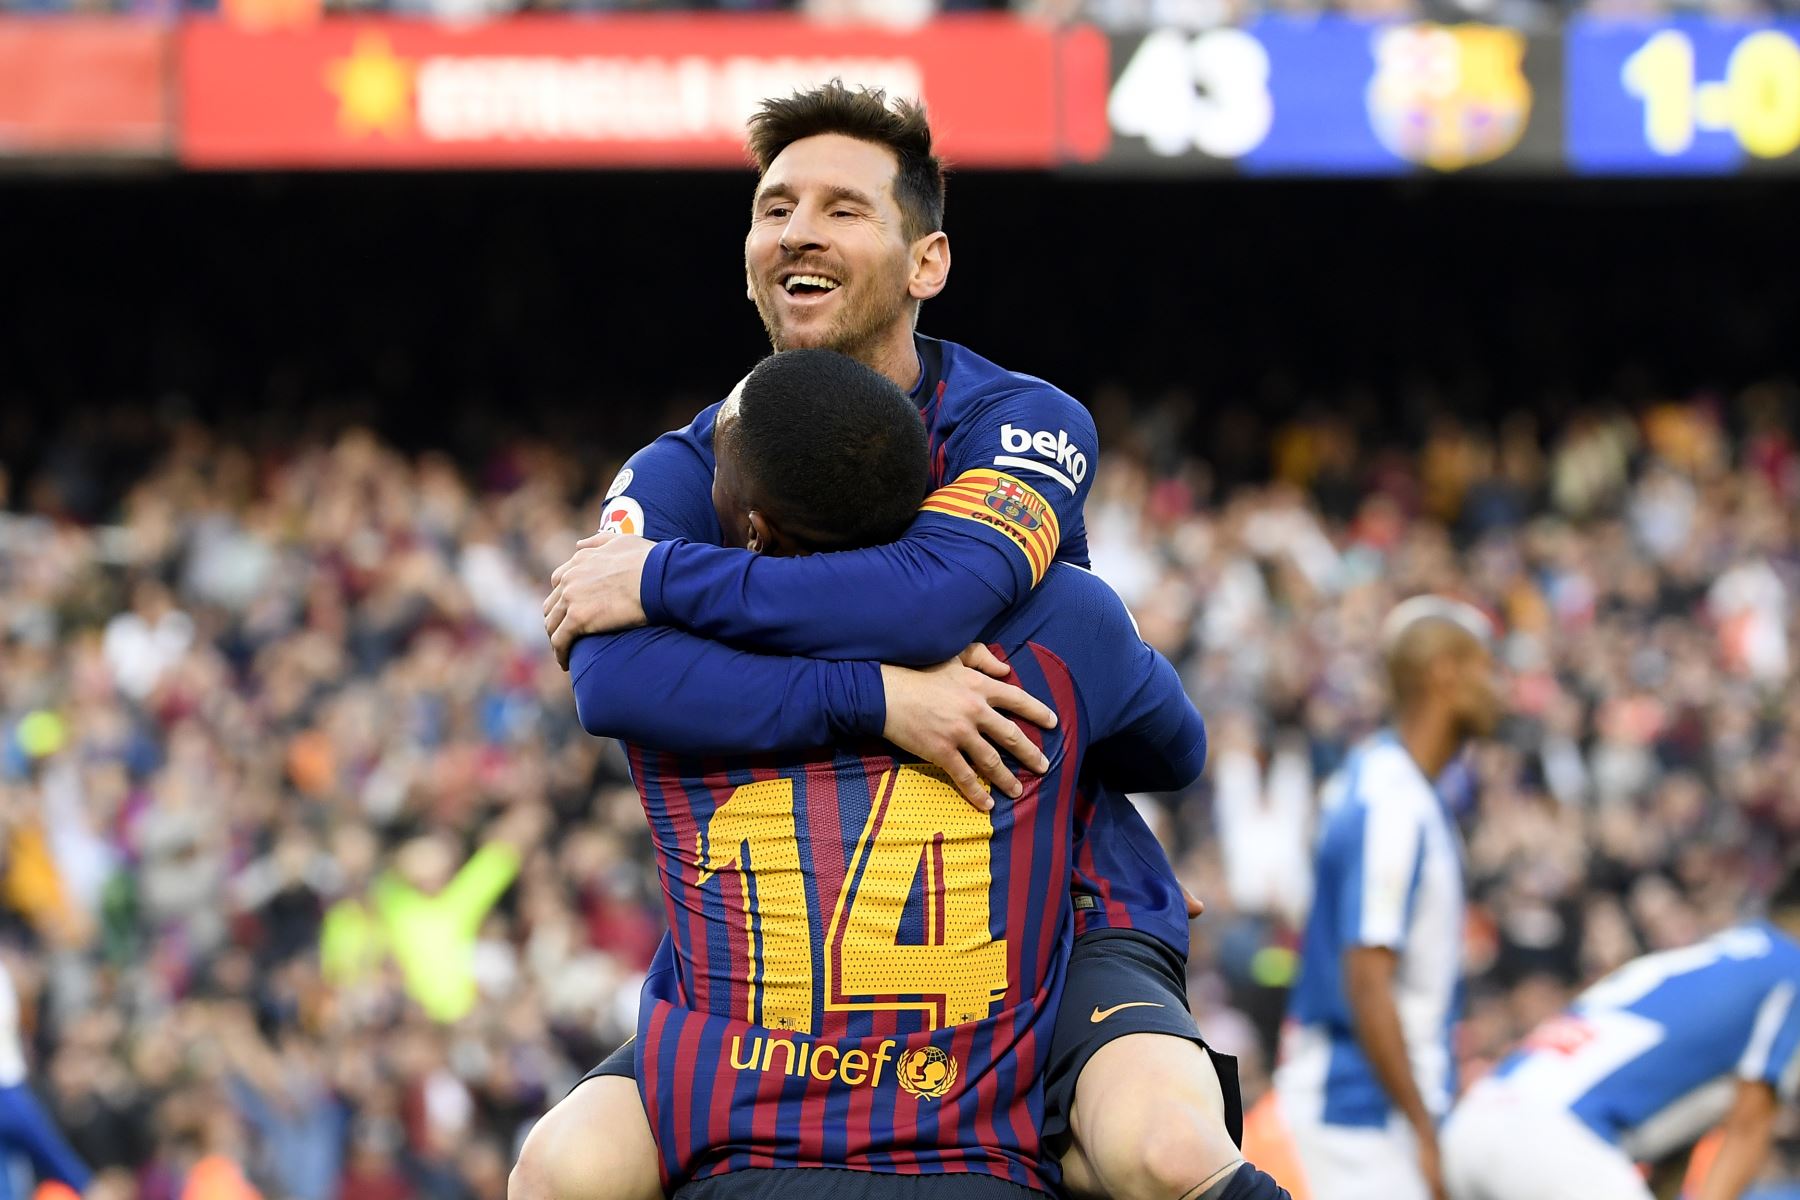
<box><xmin>696</xmin><ymin>767</ymin><xmax>1011</xmax><ymax>1035</ymax></box>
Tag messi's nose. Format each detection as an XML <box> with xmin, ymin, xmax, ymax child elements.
<box><xmin>778</xmin><ymin>200</ymin><xmax>831</xmax><ymax>257</ymax></box>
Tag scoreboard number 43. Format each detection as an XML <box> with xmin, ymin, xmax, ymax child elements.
<box><xmin>1108</xmin><ymin>29</ymin><xmax>1275</xmax><ymax>158</ymax></box>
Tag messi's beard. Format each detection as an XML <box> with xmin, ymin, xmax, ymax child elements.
<box><xmin>752</xmin><ymin>254</ymin><xmax>915</xmax><ymax>366</ymax></box>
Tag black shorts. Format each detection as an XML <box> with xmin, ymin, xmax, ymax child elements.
<box><xmin>675</xmin><ymin>1168</ymin><xmax>1043</xmax><ymax>1200</ymax></box>
<box><xmin>1040</xmin><ymin>929</ymin><xmax>1242</xmax><ymax>1157</ymax></box>
<box><xmin>574</xmin><ymin>1038</ymin><xmax>635</xmax><ymax>1091</ymax></box>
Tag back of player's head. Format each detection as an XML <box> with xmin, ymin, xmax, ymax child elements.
<box><xmin>747</xmin><ymin>80</ymin><xmax>945</xmax><ymax>243</ymax></box>
<box><xmin>726</xmin><ymin>349</ymin><xmax>928</xmax><ymax>553</ymax></box>
<box><xmin>1381</xmin><ymin>595</ymin><xmax>1494</xmax><ymax>707</ymax></box>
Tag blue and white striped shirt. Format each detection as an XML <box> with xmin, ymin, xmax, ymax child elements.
<box><xmin>1278</xmin><ymin>731</ymin><xmax>1466</xmax><ymax>1128</ymax></box>
<box><xmin>1494</xmin><ymin>923</ymin><xmax>1800</xmax><ymax>1160</ymax></box>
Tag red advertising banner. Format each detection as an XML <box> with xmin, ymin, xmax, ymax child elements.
<box><xmin>179</xmin><ymin>15</ymin><xmax>1108</xmax><ymax>168</ymax></box>
<box><xmin>0</xmin><ymin>20</ymin><xmax>170</xmax><ymax>157</ymax></box>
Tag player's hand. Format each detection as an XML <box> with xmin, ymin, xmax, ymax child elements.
<box><xmin>1181</xmin><ymin>883</ymin><xmax>1206</xmax><ymax>920</ymax></box>
<box><xmin>544</xmin><ymin>532</ymin><xmax>654</xmax><ymax>669</ymax></box>
<box><xmin>1416</xmin><ymin>1127</ymin><xmax>1448</xmax><ymax>1200</ymax></box>
<box><xmin>880</xmin><ymin>650</ymin><xmax>1056</xmax><ymax>812</ymax></box>
<box><xmin>958</xmin><ymin>642</ymin><xmax>1013</xmax><ymax>680</ymax></box>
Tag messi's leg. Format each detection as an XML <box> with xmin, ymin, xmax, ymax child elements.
<box><xmin>1046</xmin><ymin>932</ymin><xmax>1287</xmax><ymax>1200</ymax></box>
<box><xmin>1062</xmin><ymin>1033</ymin><xmax>1250</xmax><ymax>1200</ymax></box>
<box><xmin>509</xmin><ymin>1045</ymin><xmax>660</xmax><ymax>1200</ymax></box>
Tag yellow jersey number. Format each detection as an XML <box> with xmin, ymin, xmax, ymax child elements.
<box><xmin>694</xmin><ymin>766</ymin><xmax>1010</xmax><ymax>1034</ymax></box>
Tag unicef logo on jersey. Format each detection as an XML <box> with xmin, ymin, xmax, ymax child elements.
<box><xmin>896</xmin><ymin>1046</ymin><xmax>959</xmax><ymax>1101</ymax></box>
<box><xmin>721</xmin><ymin>1034</ymin><xmax>962</xmax><ymax>1101</ymax></box>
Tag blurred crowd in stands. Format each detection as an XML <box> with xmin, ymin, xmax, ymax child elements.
<box><xmin>2</xmin><ymin>376</ymin><xmax>1800</xmax><ymax>1198</ymax></box>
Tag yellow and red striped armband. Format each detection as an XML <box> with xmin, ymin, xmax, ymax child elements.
<box><xmin>918</xmin><ymin>469</ymin><xmax>1062</xmax><ymax>587</ymax></box>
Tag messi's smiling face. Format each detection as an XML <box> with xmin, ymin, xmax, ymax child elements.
<box><xmin>744</xmin><ymin>134</ymin><xmax>919</xmax><ymax>363</ymax></box>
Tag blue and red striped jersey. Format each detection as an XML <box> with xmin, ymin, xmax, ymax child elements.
<box><xmin>627</xmin><ymin>564</ymin><xmax>1205</xmax><ymax>1195</ymax></box>
<box><xmin>576</xmin><ymin>333</ymin><xmax>1195</xmax><ymax>956</ymax></box>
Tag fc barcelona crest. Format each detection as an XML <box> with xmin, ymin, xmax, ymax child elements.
<box><xmin>1366</xmin><ymin>24</ymin><xmax>1532</xmax><ymax>172</ymax></box>
<box><xmin>984</xmin><ymin>480</ymin><xmax>1045</xmax><ymax>532</ymax></box>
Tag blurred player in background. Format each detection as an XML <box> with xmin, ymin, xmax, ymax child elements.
<box><xmin>521</xmin><ymin>82</ymin><xmax>1258</xmax><ymax>1200</ymax></box>
<box><xmin>1275</xmin><ymin>598</ymin><xmax>1501</xmax><ymax>1200</ymax></box>
<box><xmin>1442</xmin><ymin>867</ymin><xmax>1800</xmax><ymax>1200</ymax></box>
<box><xmin>575</xmin><ymin>347</ymin><xmax>1219</xmax><ymax>1199</ymax></box>
<box><xmin>0</xmin><ymin>958</ymin><xmax>89</xmax><ymax>1200</ymax></box>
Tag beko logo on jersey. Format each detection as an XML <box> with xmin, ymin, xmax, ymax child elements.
<box><xmin>996</xmin><ymin>424</ymin><xmax>1087</xmax><ymax>493</ymax></box>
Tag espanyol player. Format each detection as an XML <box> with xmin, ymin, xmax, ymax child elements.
<box><xmin>1444</xmin><ymin>869</ymin><xmax>1800</xmax><ymax>1200</ymax></box>
<box><xmin>1275</xmin><ymin>598</ymin><xmax>1501</xmax><ymax>1200</ymax></box>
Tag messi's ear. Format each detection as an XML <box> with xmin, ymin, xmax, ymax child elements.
<box><xmin>909</xmin><ymin>232</ymin><xmax>950</xmax><ymax>302</ymax></box>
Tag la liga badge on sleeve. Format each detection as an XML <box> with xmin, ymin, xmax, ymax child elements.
<box><xmin>599</xmin><ymin>496</ymin><xmax>645</xmax><ymax>536</ymax></box>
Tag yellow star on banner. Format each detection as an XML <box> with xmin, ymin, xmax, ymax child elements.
<box><xmin>325</xmin><ymin>33</ymin><xmax>414</xmax><ymax>138</ymax></box>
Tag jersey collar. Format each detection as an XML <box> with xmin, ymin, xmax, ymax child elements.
<box><xmin>910</xmin><ymin>334</ymin><xmax>946</xmax><ymax>411</ymax></box>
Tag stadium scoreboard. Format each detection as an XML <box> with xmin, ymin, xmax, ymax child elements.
<box><xmin>1096</xmin><ymin>18</ymin><xmax>1800</xmax><ymax>173</ymax></box>
<box><xmin>4</xmin><ymin>13</ymin><xmax>1800</xmax><ymax>175</ymax></box>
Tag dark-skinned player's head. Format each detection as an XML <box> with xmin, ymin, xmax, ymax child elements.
<box><xmin>743</xmin><ymin>81</ymin><xmax>951</xmax><ymax>368</ymax></box>
<box><xmin>712</xmin><ymin>349</ymin><xmax>929</xmax><ymax>557</ymax></box>
<box><xmin>1380</xmin><ymin>596</ymin><xmax>1502</xmax><ymax>741</ymax></box>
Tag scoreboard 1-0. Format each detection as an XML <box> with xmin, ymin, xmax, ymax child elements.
<box><xmin>1569</xmin><ymin>20</ymin><xmax>1800</xmax><ymax>173</ymax></box>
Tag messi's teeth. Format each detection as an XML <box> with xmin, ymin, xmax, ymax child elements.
<box><xmin>784</xmin><ymin>275</ymin><xmax>841</xmax><ymax>293</ymax></box>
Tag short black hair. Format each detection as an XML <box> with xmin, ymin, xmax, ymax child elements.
<box><xmin>728</xmin><ymin>350</ymin><xmax>928</xmax><ymax>552</ymax></box>
<box><xmin>747</xmin><ymin>80</ymin><xmax>945</xmax><ymax>244</ymax></box>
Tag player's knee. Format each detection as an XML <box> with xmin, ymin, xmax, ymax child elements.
<box><xmin>510</xmin><ymin>1109</ymin><xmax>583</xmax><ymax>1200</ymax></box>
<box><xmin>510</xmin><ymin>1077</ymin><xmax>659</xmax><ymax>1200</ymax></box>
<box><xmin>509</xmin><ymin>1130</ymin><xmax>556</xmax><ymax>1200</ymax></box>
<box><xmin>508</xmin><ymin>1150</ymin><xmax>546</xmax><ymax>1200</ymax></box>
<box><xmin>1129</xmin><ymin>1112</ymin><xmax>1243</xmax><ymax>1200</ymax></box>
<box><xmin>1078</xmin><ymin>1086</ymin><xmax>1241</xmax><ymax>1200</ymax></box>
<box><xmin>1073</xmin><ymin>1036</ymin><xmax>1242</xmax><ymax>1200</ymax></box>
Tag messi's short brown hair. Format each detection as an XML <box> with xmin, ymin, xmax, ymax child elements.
<box><xmin>746</xmin><ymin>80</ymin><xmax>946</xmax><ymax>244</ymax></box>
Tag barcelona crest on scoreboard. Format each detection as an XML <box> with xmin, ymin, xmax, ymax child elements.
<box><xmin>1366</xmin><ymin>24</ymin><xmax>1532</xmax><ymax>171</ymax></box>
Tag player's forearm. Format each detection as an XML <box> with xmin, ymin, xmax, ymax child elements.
<box><xmin>1087</xmin><ymin>704</ymin><xmax>1208</xmax><ymax>795</ymax></box>
<box><xmin>569</xmin><ymin>627</ymin><xmax>884</xmax><ymax>753</ymax></box>
<box><xmin>1345</xmin><ymin>952</ymin><xmax>1436</xmax><ymax>1134</ymax></box>
<box><xmin>1696</xmin><ymin>1107</ymin><xmax>1777</xmax><ymax>1200</ymax></box>
<box><xmin>1105</xmin><ymin>654</ymin><xmax>1209</xmax><ymax>793</ymax></box>
<box><xmin>640</xmin><ymin>533</ymin><xmax>1015</xmax><ymax>664</ymax></box>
